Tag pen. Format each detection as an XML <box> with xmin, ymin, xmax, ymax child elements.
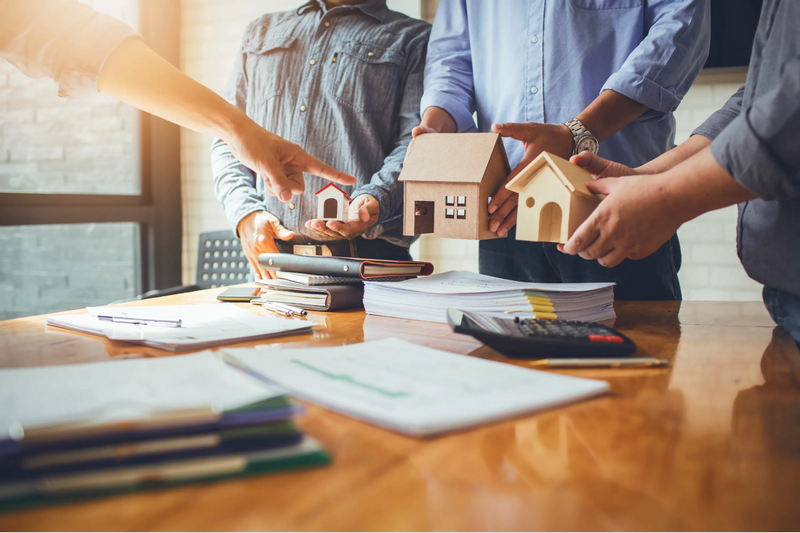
<box><xmin>97</xmin><ymin>315</ymin><xmax>182</xmax><ymax>328</ymax></box>
<box><xmin>529</xmin><ymin>357</ymin><xmax>670</xmax><ymax>369</ymax></box>
<box><xmin>256</xmin><ymin>301</ymin><xmax>293</xmax><ymax>317</ymax></box>
<box><xmin>271</xmin><ymin>302</ymin><xmax>308</xmax><ymax>317</ymax></box>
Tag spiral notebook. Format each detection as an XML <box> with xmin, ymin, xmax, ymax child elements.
<box><xmin>271</xmin><ymin>271</ymin><xmax>362</xmax><ymax>286</ymax></box>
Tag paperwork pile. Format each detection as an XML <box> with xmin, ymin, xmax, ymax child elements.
<box><xmin>224</xmin><ymin>338</ymin><xmax>609</xmax><ymax>437</ymax></box>
<box><xmin>0</xmin><ymin>353</ymin><xmax>329</xmax><ymax>511</ymax></box>
<box><xmin>45</xmin><ymin>303</ymin><xmax>312</xmax><ymax>350</ymax></box>
<box><xmin>363</xmin><ymin>271</ymin><xmax>616</xmax><ymax>324</ymax></box>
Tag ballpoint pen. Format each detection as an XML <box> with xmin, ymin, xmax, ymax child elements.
<box><xmin>271</xmin><ymin>302</ymin><xmax>308</xmax><ymax>317</ymax></box>
<box><xmin>96</xmin><ymin>315</ymin><xmax>182</xmax><ymax>327</ymax></box>
<box><xmin>529</xmin><ymin>357</ymin><xmax>670</xmax><ymax>369</ymax></box>
<box><xmin>255</xmin><ymin>301</ymin><xmax>293</xmax><ymax>317</ymax></box>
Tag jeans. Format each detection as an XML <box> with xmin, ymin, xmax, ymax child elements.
<box><xmin>764</xmin><ymin>286</ymin><xmax>800</xmax><ymax>348</ymax></box>
<box><xmin>479</xmin><ymin>227</ymin><xmax>682</xmax><ymax>301</ymax></box>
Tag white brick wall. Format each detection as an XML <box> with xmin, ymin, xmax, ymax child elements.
<box><xmin>179</xmin><ymin>5</ymin><xmax>760</xmax><ymax>301</ymax></box>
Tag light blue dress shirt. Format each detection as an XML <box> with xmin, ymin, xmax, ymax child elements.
<box><xmin>421</xmin><ymin>0</ymin><xmax>711</xmax><ymax>170</ymax></box>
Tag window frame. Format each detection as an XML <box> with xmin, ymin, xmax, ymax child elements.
<box><xmin>0</xmin><ymin>0</ymin><xmax>182</xmax><ymax>295</ymax></box>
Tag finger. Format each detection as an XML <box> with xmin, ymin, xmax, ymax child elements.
<box><xmin>305</xmin><ymin>220</ymin><xmax>341</xmax><ymax>239</ymax></box>
<box><xmin>300</xmin><ymin>153</ymin><xmax>356</xmax><ymax>186</ymax></box>
<box><xmin>578</xmin><ymin>233</ymin><xmax>611</xmax><ymax>261</ymax></box>
<box><xmin>570</xmin><ymin>153</ymin><xmax>631</xmax><ymax>180</ymax></box>
<box><xmin>411</xmin><ymin>126</ymin><xmax>437</xmax><ymax>138</ymax></box>
<box><xmin>285</xmin><ymin>172</ymin><xmax>305</xmax><ymax>195</ymax></box>
<box><xmin>488</xmin><ymin>185</ymin><xmax>513</xmax><ymax>215</ymax></box>
<box><xmin>562</xmin><ymin>218</ymin><xmax>601</xmax><ymax>255</ymax></box>
<box><xmin>586</xmin><ymin>178</ymin><xmax>617</xmax><ymax>196</ymax></box>
<box><xmin>495</xmin><ymin>208</ymin><xmax>517</xmax><ymax>237</ymax></box>
<box><xmin>597</xmin><ymin>248</ymin><xmax>626</xmax><ymax>268</ymax></box>
<box><xmin>491</xmin><ymin>122</ymin><xmax>533</xmax><ymax>142</ymax></box>
<box><xmin>327</xmin><ymin>220</ymin><xmax>365</xmax><ymax>240</ymax></box>
<box><xmin>244</xmin><ymin>249</ymin><xmax>267</xmax><ymax>280</ymax></box>
<box><xmin>489</xmin><ymin>194</ymin><xmax>518</xmax><ymax>233</ymax></box>
<box><xmin>270</xmin><ymin>221</ymin><xmax>296</xmax><ymax>241</ymax></box>
<box><xmin>259</xmin><ymin>165</ymin><xmax>293</xmax><ymax>202</ymax></box>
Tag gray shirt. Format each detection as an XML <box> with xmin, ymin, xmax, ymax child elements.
<box><xmin>693</xmin><ymin>0</ymin><xmax>800</xmax><ymax>297</ymax></box>
<box><xmin>211</xmin><ymin>0</ymin><xmax>430</xmax><ymax>246</ymax></box>
<box><xmin>0</xmin><ymin>0</ymin><xmax>140</xmax><ymax>98</ymax></box>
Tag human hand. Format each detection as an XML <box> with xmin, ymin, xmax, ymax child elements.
<box><xmin>569</xmin><ymin>151</ymin><xmax>643</xmax><ymax>180</ymax></box>
<box><xmin>237</xmin><ymin>210</ymin><xmax>295</xmax><ymax>279</ymax></box>
<box><xmin>226</xmin><ymin>119</ymin><xmax>356</xmax><ymax>202</ymax></box>
<box><xmin>305</xmin><ymin>195</ymin><xmax>379</xmax><ymax>240</ymax></box>
<box><xmin>558</xmin><ymin>175</ymin><xmax>680</xmax><ymax>267</ymax></box>
<box><xmin>487</xmin><ymin>122</ymin><xmax>574</xmax><ymax>236</ymax></box>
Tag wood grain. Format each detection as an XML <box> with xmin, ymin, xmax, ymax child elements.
<box><xmin>1</xmin><ymin>289</ymin><xmax>799</xmax><ymax>531</ymax></box>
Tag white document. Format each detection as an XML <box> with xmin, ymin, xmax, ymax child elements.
<box><xmin>224</xmin><ymin>339</ymin><xmax>609</xmax><ymax>437</ymax></box>
<box><xmin>0</xmin><ymin>352</ymin><xmax>285</xmax><ymax>440</ymax></box>
<box><xmin>367</xmin><ymin>271</ymin><xmax>614</xmax><ymax>294</ymax></box>
<box><xmin>46</xmin><ymin>304</ymin><xmax>312</xmax><ymax>351</ymax></box>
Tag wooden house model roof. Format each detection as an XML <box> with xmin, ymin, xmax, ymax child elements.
<box><xmin>505</xmin><ymin>151</ymin><xmax>597</xmax><ymax>199</ymax></box>
<box><xmin>315</xmin><ymin>183</ymin><xmax>352</xmax><ymax>201</ymax></box>
<box><xmin>399</xmin><ymin>133</ymin><xmax>510</xmax><ymax>183</ymax></box>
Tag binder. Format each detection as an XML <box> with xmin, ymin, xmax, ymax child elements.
<box><xmin>256</xmin><ymin>280</ymin><xmax>364</xmax><ymax>311</ymax></box>
<box><xmin>258</xmin><ymin>254</ymin><xmax>434</xmax><ymax>280</ymax></box>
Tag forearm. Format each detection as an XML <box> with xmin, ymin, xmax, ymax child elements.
<box><xmin>577</xmin><ymin>90</ymin><xmax>647</xmax><ymax>143</ymax></box>
<box><xmin>658</xmin><ymin>147</ymin><xmax>756</xmax><ymax>225</ymax></box>
<box><xmin>99</xmin><ymin>38</ymin><xmax>248</xmax><ymax>141</ymax></box>
<box><xmin>211</xmin><ymin>137</ymin><xmax>265</xmax><ymax>234</ymax></box>
<box><xmin>638</xmin><ymin>134</ymin><xmax>711</xmax><ymax>174</ymax></box>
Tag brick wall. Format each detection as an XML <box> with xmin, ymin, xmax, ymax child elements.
<box><xmin>0</xmin><ymin>0</ymin><xmax>141</xmax><ymax>318</ymax></box>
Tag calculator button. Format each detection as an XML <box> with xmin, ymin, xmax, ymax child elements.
<box><xmin>588</xmin><ymin>334</ymin><xmax>624</xmax><ymax>343</ymax></box>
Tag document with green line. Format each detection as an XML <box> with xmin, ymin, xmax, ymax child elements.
<box><xmin>222</xmin><ymin>339</ymin><xmax>609</xmax><ymax>437</ymax></box>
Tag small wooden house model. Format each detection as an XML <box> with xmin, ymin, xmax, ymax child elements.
<box><xmin>400</xmin><ymin>133</ymin><xmax>510</xmax><ymax>240</ymax></box>
<box><xmin>505</xmin><ymin>151</ymin><xmax>601</xmax><ymax>244</ymax></box>
<box><xmin>315</xmin><ymin>183</ymin><xmax>351</xmax><ymax>222</ymax></box>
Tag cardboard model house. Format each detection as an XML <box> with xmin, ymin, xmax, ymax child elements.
<box><xmin>315</xmin><ymin>183</ymin><xmax>351</xmax><ymax>222</ymax></box>
<box><xmin>400</xmin><ymin>133</ymin><xmax>510</xmax><ymax>240</ymax></box>
<box><xmin>505</xmin><ymin>151</ymin><xmax>601</xmax><ymax>244</ymax></box>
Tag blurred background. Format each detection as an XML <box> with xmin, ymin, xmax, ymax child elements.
<box><xmin>0</xmin><ymin>0</ymin><xmax>762</xmax><ymax>319</ymax></box>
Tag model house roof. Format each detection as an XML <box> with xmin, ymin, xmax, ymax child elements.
<box><xmin>505</xmin><ymin>151</ymin><xmax>597</xmax><ymax>199</ymax></box>
<box><xmin>315</xmin><ymin>183</ymin><xmax>352</xmax><ymax>201</ymax></box>
<box><xmin>399</xmin><ymin>133</ymin><xmax>510</xmax><ymax>183</ymax></box>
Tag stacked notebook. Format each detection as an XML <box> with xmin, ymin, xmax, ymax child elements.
<box><xmin>363</xmin><ymin>271</ymin><xmax>616</xmax><ymax>324</ymax></box>
<box><xmin>0</xmin><ymin>353</ymin><xmax>329</xmax><ymax>511</ymax></box>
<box><xmin>45</xmin><ymin>304</ymin><xmax>312</xmax><ymax>350</ymax></box>
<box><xmin>255</xmin><ymin>279</ymin><xmax>364</xmax><ymax>311</ymax></box>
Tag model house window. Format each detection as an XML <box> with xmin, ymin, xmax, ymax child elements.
<box><xmin>457</xmin><ymin>196</ymin><xmax>466</xmax><ymax>206</ymax></box>
<box><xmin>445</xmin><ymin>208</ymin><xmax>455</xmax><ymax>219</ymax></box>
<box><xmin>445</xmin><ymin>196</ymin><xmax>455</xmax><ymax>206</ymax></box>
<box><xmin>457</xmin><ymin>209</ymin><xmax>466</xmax><ymax>219</ymax></box>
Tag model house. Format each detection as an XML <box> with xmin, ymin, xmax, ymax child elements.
<box><xmin>315</xmin><ymin>183</ymin><xmax>351</xmax><ymax>222</ymax></box>
<box><xmin>400</xmin><ymin>133</ymin><xmax>510</xmax><ymax>240</ymax></box>
<box><xmin>505</xmin><ymin>151</ymin><xmax>601</xmax><ymax>244</ymax></box>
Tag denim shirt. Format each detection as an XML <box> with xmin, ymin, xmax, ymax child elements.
<box><xmin>211</xmin><ymin>0</ymin><xmax>430</xmax><ymax>245</ymax></box>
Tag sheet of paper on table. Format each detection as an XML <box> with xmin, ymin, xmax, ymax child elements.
<box><xmin>223</xmin><ymin>338</ymin><xmax>609</xmax><ymax>437</ymax></box>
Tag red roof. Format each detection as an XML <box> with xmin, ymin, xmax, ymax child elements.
<box><xmin>315</xmin><ymin>183</ymin><xmax>352</xmax><ymax>201</ymax></box>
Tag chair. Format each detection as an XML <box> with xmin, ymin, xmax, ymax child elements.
<box><xmin>140</xmin><ymin>230</ymin><xmax>250</xmax><ymax>299</ymax></box>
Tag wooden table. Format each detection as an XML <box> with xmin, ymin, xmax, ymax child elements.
<box><xmin>1</xmin><ymin>290</ymin><xmax>799</xmax><ymax>531</ymax></box>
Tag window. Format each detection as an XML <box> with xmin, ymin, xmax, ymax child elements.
<box><xmin>0</xmin><ymin>1</ymin><xmax>182</xmax><ymax>319</ymax></box>
<box><xmin>445</xmin><ymin>208</ymin><xmax>455</xmax><ymax>219</ymax></box>
<box><xmin>457</xmin><ymin>209</ymin><xmax>466</xmax><ymax>219</ymax></box>
<box><xmin>457</xmin><ymin>196</ymin><xmax>467</xmax><ymax>206</ymax></box>
<box><xmin>445</xmin><ymin>196</ymin><xmax>455</xmax><ymax>206</ymax></box>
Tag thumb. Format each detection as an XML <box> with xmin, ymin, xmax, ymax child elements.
<box><xmin>270</xmin><ymin>220</ymin><xmax>295</xmax><ymax>241</ymax></box>
<box><xmin>492</xmin><ymin>122</ymin><xmax>532</xmax><ymax>142</ymax></box>
<box><xmin>586</xmin><ymin>178</ymin><xmax>616</xmax><ymax>196</ymax></box>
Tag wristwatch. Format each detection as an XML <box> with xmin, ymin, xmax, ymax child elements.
<box><xmin>563</xmin><ymin>118</ymin><xmax>599</xmax><ymax>155</ymax></box>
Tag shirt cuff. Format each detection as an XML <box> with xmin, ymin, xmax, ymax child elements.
<box><xmin>693</xmin><ymin>107</ymin><xmax>740</xmax><ymax>141</ymax></box>
<box><xmin>420</xmin><ymin>90</ymin><xmax>476</xmax><ymax>133</ymax></box>
<box><xmin>710</xmin><ymin>110</ymin><xmax>792</xmax><ymax>201</ymax></box>
<box><xmin>351</xmin><ymin>184</ymin><xmax>393</xmax><ymax>226</ymax></box>
<box><xmin>602</xmin><ymin>70</ymin><xmax>682</xmax><ymax>120</ymax></box>
<box><xmin>57</xmin><ymin>25</ymin><xmax>142</xmax><ymax>99</ymax></box>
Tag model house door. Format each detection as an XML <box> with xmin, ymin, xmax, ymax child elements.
<box><xmin>414</xmin><ymin>201</ymin><xmax>435</xmax><ymax>234</ymax></box>
<box><xmin>324</xmin><ymin>198</ymin><xmax>338</xmax><ymax>219</ymax></box>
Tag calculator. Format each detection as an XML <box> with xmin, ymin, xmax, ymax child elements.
<box><xmin>446</xmin><ymin>308</ymin><xmax>636</xmax><ymax>359</ymax></box>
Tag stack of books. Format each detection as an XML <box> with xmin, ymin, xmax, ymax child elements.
<box><xmin>363</xmin><ymin>271</ymin><xmax>616</xmax><ymax>324</ymax></box>
<box><xmin>0</xmin><ymin>353</ymin><xmax>329</xmax><ymax>511</ymax></box>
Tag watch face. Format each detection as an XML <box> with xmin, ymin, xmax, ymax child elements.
<box><xmin>576</xmin><ymin>136</ymin><xmax>599</xmax><ymax>154</ymax></box>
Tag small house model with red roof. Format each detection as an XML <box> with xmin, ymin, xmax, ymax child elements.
<box><xmin>315</xmin><ymin>183</ymin><xmax>352</xmax><ymax>222</ymax></box>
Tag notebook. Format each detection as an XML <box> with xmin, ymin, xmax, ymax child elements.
<box><xmin>258</xmin><ymin>254</ymin><xmax>434</xmax><ymax>280</ymax></box>
<box><xmin>256</xmin><ymin>279</ymin><xmax>365</xmax><ymax>311</ymax></box>
<box><xmin>273</xmin><ymin>271</ymin><xmax>363</xmax><ymax>286</ymax></box>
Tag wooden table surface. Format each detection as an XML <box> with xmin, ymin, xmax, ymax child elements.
<box><xmin>1</xmin><ymin>289</ymin><xmax>799</xmax><ymax>531</ymax></box>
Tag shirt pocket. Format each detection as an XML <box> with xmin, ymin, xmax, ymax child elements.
<box><xmin>570</xmin><ymin>0</ymin><xmax>642</xmax><ymax>8</ymax></box>
<box><xmin>244</xmin><ymin>34</ymin><xmax>297</xmax><ymax>103</ymax></box>
<box><xmin>329</xmin><ymin>40</ymin><xmax>404</xmax><ymax>113</ymax></box>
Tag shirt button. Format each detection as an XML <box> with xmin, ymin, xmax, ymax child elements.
<box><xmin>531</xmin><ymin>36</ymin><xmax>539</xmax><ymax>43</ymax></box>
<box><xmin>367</xmin><ymin>51</ymin><xmax>374</xmax><ymax>57</ymax></box>
<box><xmin>289</xmin><ymin>203</ymin><xmax>296</xmax><ymax>210</ymax></box>
<box><xmin>300</xmin><ymin>105</ymin><xmax>307</xmax><ymax>112</ymax></box>
<box><xmin>324</xmin><ymin>21</ymin><xmax>331</xmax><ymax>27</ymax></box>
<box><xmin>309</xmin><ymin>59</ymin><xmax>316</xmax><ymax>66</ymax></box>
<box><xmin>530</xmin><ymin>86</ymin><xmax>539</xmax><ymax>94</ymax></box>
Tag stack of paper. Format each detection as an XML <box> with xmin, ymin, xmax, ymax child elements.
<box><xmin>45</xmin><ymin>304</ymin><xmax>312</xmax><ymax>350</ymax></box>
<box><xmin>363</xmin><ymin>271</ymin><xmax>616</xmax><ymax>324</ymax></box>
<box><xmin>0</xmin><ymin>353</ymin><xmax>329</xmax><ymax>510</ymax></box>
<box><xmin>224</xmin><ymin>339</ymin><xmax>609</xmax><ymax>437</ymax></box>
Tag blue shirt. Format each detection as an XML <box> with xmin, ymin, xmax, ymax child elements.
<box><xmin>421</xmin><ymin>0</ymin><xmax>710</xmax><ymax>169</ymax></box>
<box><xmin>211</xmin><ymin>0</ymin><xmax>430</xmax><ymax>245</ymax></box>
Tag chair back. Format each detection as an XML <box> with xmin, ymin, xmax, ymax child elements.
<box><xmin>195</xmin><ymin>230</ymin><xmax>250</xmax><ymax>289</ymax></box>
